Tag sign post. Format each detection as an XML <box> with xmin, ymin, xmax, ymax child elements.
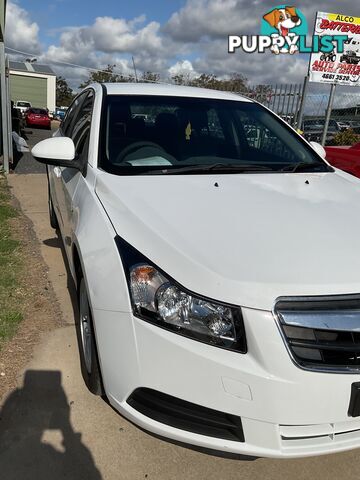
<box><xmin>321</xmin><ymin>83</ymin><xmax>337</xmax><ymax>146</ymax></box>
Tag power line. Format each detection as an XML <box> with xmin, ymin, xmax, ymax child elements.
<box><xmin>5</xmin><ymin>46</ymin><xmax>130</xmax><ymax>76</ymax></box>
<box><xmin>5</xmin><ymin>47</ymin><xmax>167</xmax><ymax>84</ymax></box>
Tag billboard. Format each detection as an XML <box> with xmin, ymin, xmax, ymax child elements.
<box><xmin>309</xmin><ymin>12</ymin><xmax>360</xmax><ymax>86</ymax></box>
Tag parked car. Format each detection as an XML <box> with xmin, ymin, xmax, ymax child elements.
<box><xmin>54</xmin><ymin>107</ymin><xmax>68</xmax><ymax>121</ymax></box>
<box><xmin>15</xmin><ymin>100</ymin><xmax>32</xmax><ymax>116</ymax></box>
<box><xmin>325</xmin><ymin>142</ymin><xmax>360</xmax><ymax>177</ymax></box>
<box><xmin>348</xmin><ymin>121</ymin><xmax>360</xmax><ymax>134</ymax></box>
<box><xmin>25</xmin><ymin>108</ymin><xmax>51</xmax><ymax>130</ymax></box>
<box><xmin>32</xmin><ymin>83</ymin><xmax>360</xmax><ymax>459</ymax></box>
<box><xmin>303</xmin><ymin>119</ymin><xmax>346</xmax><ymax>144</ymax></box>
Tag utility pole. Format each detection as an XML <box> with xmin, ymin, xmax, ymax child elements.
<box><xmin>132</xmin><ymin>56</ymin><xmax>138</xmax><ymax>83</ymax></box>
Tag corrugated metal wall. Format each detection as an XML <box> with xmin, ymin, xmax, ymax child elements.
<box><xmin>10</xmin><ymin>75</ymin><xmax>47</xmax><ymax>108</ymax></box>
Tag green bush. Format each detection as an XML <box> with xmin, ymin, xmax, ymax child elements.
<box><xmin>333</xmin><ymin>129</ymin><xmax>359</xmax><ymax>146</ymax></box>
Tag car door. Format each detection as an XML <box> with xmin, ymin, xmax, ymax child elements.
<box><xmin>54</xmin><ymin>90</ymin><xmax>95</xmax><ymax>257</ymax></box>
<box><xmin>50</xmin><ymin>94</ymin><xmax>85</xmax><ymax>227</ymax></box>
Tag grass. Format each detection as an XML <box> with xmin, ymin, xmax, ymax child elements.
<box><xmin>0</xmin><ymin>176</ymin><xmax>23</xmax><ymax>347</ymax></box>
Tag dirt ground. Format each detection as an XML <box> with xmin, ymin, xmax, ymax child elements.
<box><xmin>0</xmin><ymin>189</ymin><xmax>63</xmax><ymax>399</ymax></box>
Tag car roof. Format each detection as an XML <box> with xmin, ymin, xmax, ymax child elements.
<box><xmin>103</xmin><ymin>82</ymin><xmax>252</xmax><ymax>102</ymax></box>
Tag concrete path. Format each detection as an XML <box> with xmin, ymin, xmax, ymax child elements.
<box><xmin>2</xmin><ymin>173</ymin><xmax>360</xmax><ymax>479</ymax></box>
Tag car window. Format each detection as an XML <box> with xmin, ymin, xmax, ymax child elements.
<box><xmin>239</xmin><ymin>111</ymin><xmax>296</xmax><ymax>162</ymax></box>
<box><xmin>69</xmin><ymin>90</ymin><xmax>94</xmax><ymax>156</ymax></box>
<box><xmin>61</xmin><ymin>92</ymin><xmax>88</xmax><ymax>137</ymax></box>
<box><xmin>29</xmin><ymin>108</ymin><xmax>47</xmax><ymax>115</ymax></box>
<box><xmin>99</xmin><ymin>95</ymin><xmax>330</xmax><ymax>175</ymax></box>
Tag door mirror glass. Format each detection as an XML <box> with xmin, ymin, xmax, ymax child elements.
<box><xmin>310</xmin><ymin>141</ymin><xmax>326</xmax><ymax>159</ymax></box>
<box><xmin>32</xmin><ymin>137</ymin><xmax>80</xmax><ymax>168</ymax></box>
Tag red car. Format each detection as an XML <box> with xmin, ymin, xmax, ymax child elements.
<box><xmin>25</xmin><ymin>108</ymin><xmax>51</xmax><ymax>130</ymax></box>
<box><xmin>325</xmin><ymin>142</ymin><xmax>360</xmax><ymax>178</ymax></box>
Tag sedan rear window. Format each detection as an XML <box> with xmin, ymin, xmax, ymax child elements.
<box><xmin>29</xmin><ymin>108</ymin><xmax>48</xmax><ymax>115</ymax></box>
<box><xmin>99</xmin><ymin>95</ymin><xmax>330</xmax><ymax>175</ymax></box>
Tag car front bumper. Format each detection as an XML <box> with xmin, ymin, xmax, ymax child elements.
<box><xmin>93</xmin><ymin>306</ymin><xmax>360</xmax><ymax>458</ymax></box>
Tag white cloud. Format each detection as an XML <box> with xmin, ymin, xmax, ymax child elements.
<box><xmin>5</xmin><ymin>1</ymin><xmax>40</xmax><ymax>52</ymax></box>
<box><xmin>165</xmin><ymin>0</ymin><xmax>360</xmax><ymax>42</ymax></box>
<box><xmin>164</xmin><ymin>0</ymin><xmax>260</xmax><ymax>41</ymax></box>
<box><xmin>168</xmin><ymin>60</ymin><xmax>199</xmax><ymax>81</ymax></box>
<box><xmin>7</xmin><ymin>0</ymin><xmax>360</xmax><ymax>88</ymax></box>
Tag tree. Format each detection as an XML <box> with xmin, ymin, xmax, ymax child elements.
<box><xmin>56</xmin><ymin>77</ymin><xmax>74</xmax><ymax>107</ymax></box>
<box><xmin>140</xmin><ymin>71</ymin><xmax>160</xmax><ymax>83</ymax></box>
<box><xmin>171</xmin><ymin>72</ymin><xmax>249</xmax><ymax>93</ymax></box>
<box><xmin>333</xmin><ymin>129</ymin><xmax>359</xmax><ymax>146</ymax></box>
<box><xmin>78</xmin><ymin>64</ymin><xmax>134</xmax><ymax>88</ymax></box>
<box><xmin>171</xmin><ymin>73</ymin><xmax>192</xmax><ymax>86</ymax></box>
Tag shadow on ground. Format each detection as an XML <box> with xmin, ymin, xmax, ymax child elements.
<box><xmin>0</xmin><ymin>370</ymin><xmax>102</xmax><ymax>479</ymax></box>
<box><xmin>43</xmin><ymin>230</ymin><xmax>78</xmax><ymax>321</ymax></box>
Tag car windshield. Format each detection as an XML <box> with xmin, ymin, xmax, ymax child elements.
<box><xmin>18</xmin><ymin>102</ymin><xmax>31</xmax><ymax>107</ymax></box>
<box><xmin>30</xmin><ymin>108</ymin><xmax>47</xmax><ymax>115</ymax></box>
<box><xmin>99</xmin><ymin>95</ymin><xmax>331</xmax><ymax>175</ymax></box>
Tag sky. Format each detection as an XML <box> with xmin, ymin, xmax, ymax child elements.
<box><xmin>4</xmin><ymin>0</ymin><xmax>360</xmax><ymax>90</ymax></box>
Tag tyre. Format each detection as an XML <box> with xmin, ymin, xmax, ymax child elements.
<box><xmin>48</xmin><ymin>187</ymin><xmax>59</xmax><ymax>229</ymax></box>
<box><xmin>76</xmin><ymin>277</ymin><xmax>104</xmax><ymax>395</ymax></box>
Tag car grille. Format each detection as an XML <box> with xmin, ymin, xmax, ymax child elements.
<box><xmin>127</xmin><ymin>388</ymin><xmax>245</xmax><ymax>442</ymax></box>
<box><xmin>275</xmin><ymin>295</ymin><xmax>360</xmax><ymax>373</ymax></box>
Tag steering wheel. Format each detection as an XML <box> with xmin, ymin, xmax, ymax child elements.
<box><xmin>115</xmin><ymin>141</ymin><xmax>166</xmax><ymax>164</ymax></box>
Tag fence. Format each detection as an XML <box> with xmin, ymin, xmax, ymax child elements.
<box><xmin>237</xmin><ymin>83</ymin><xmax>304</xmax><ymax>127</ymax></box>
<box><xmin>217</xmin><ymin>81</ymin><xmax>360</xmax><ymax>145</ymax></box>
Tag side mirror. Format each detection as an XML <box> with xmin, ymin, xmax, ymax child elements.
<box><xmin>32</xmin><ymin>137</ymin><xmax>82</xmax><ymax>169</ymax></box>
<box><xmin>310</xmin><ymin>141</ymin><xmax>326</xmax><ymax>159</ymax></box>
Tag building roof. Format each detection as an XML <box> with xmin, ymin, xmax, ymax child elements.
<box><xmin>9</xmin><ymin>61</ymin><xmax>56</xmax><ymax>76</ymax></box>
<box><xmin>103</xmin><ymin>82</ymin><xmax>251</xmax><ymax>102</ymax></box>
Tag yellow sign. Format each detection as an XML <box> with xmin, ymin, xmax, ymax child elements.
<box><xmin>327</xmin><ymin>13</ymin><xmax>360</xmax><ymax>24</ymax></box>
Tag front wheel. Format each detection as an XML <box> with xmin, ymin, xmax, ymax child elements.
<box><xmin>76</xmin><ymin>277</ymin><xmax>104</xmax><ymax>395</ymax></box>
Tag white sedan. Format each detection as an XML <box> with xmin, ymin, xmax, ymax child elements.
<box><xmin>32</xmin><ymin>83</ymin><xmax>360</xmax><ymax>458</ymax></box>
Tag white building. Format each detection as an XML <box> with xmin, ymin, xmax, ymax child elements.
<box><xmin>9</xmin><ymin>61</ymin><xmax>56</xmax><ymax>112</ymax></box>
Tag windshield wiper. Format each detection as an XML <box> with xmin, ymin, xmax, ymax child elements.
<box><xmin>281</xmin><ymin>161</ymin><xmax>331</xmax><ymax>173</ymax></box>
<box><xmin>141</xmin><ymin>163</ymin><xmax>274</xmax><ymax>175</ymax></box>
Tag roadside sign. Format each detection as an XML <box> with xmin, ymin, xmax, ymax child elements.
<box><xmin>309</xmin><ymin>12</ymin><xmax>360</xmax><ymax>86</ymax></box>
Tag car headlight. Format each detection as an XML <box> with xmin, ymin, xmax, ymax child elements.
<box><xmin>116</xmin><ymin>236</ymin><xmax>247</xmax><ymax>353</ymax></box>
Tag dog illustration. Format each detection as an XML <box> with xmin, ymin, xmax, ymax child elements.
<box><xmin>263</xmin><ymin>6</ymin><xmax>301</xmax><ymax>54</ymax></box>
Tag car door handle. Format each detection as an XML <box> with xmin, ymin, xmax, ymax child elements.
<box><xmin>54</xmin><ymin>166</ymin><xmax>62</xmax><ymax>178</ymax></box>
